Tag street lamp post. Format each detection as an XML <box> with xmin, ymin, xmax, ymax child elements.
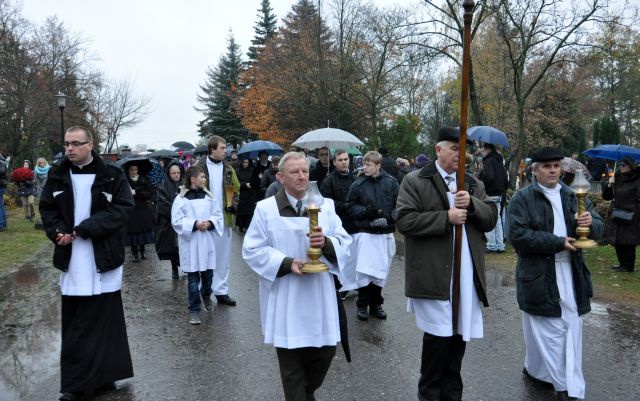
<box><xmin>56</xmin><ymin>92</ymin><xmax>66</xmax><ymax>153</ymax></box>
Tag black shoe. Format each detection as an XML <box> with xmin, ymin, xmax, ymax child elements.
<box><xmin>96</xmin><ymin>382</ymin><xmax>117</xmax><ymax>392</ymax></box>
<box><xmin>369</xmin><ymin>305</ymin><xmax>387</xmax><ymax>320</ymax></box>
<box><xmin>357</xmin><ymin>306</ymin><xmax>369</xmax><ymax>321</ymax></box>
<box><xmin>614</xmin><ymin>265</ymin><xmax>635</xmax><ymax>272</ymax></box>
<box><xmin>172</xmin><ymin>266</ymin><xmax>179</xmax><ymax>280</ymax></box>
<box><xmin>59</xmin><ymin>393</ymin><xmax>81</xmax><ymax>401</ymax></box>
<box><xmin>556</xmin><ymin>390</ymin><xmax>577</xmax><ymax>401</ymax></box>
<box><xmin>611</xmin><ymin>264</ymin><xmax>621</xmax><ymax>270</ymax></box>
<box><xmin>203</xmin><ymin>296</ymin><xmax>213</xmax><ymax>311</ymax></box>
<box><xmin>216</xmin><ymin>295</ymin><xmax>237</xmax><ymax>306</ymax></box>
<box><xmin>522</xmin><ymin>368</ymin><xmax>553</xmax><ymax>387</ymax></box>
<box><xmin>132</xmin><ymin>254</ymin><xmax>139</xmax><ymax>263</ymax></box>
<box><xmin>140</xmin><ymin>252</ymin><xmax>146</xmax><ymax>260</ymax></box>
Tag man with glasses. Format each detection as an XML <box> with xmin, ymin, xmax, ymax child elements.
<box><xmin>40</xmin><ymin>126</ymin><xmax>135</xmax><ymax>401</ymax></box>
<box><xmin>310</xmin><ymin>146</ymin><xmax>334</xmax><ymax>187</ymax></box>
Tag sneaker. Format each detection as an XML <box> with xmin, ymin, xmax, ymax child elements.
<box><xmin>202</xmin><ymin>296</ymin><xmax>213</xmax><ymax>312</ymax></box>
<box><xmin>189</xmin><ymin>312</ymin><xmax>201</xmax><ymax>325</ymax></box>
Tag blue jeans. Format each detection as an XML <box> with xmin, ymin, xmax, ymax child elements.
<box><xmin>187</xmin><ymin>270</ymin><xmax>213</xmax><ymax>312</ymax></box>
<box><xmin>0</xmin><ymin>187</ymin><xmax>6</xmax><ymax>229</ymax></box>
<box><xmin>485</xmin><ymin>196</ymin><xmax>504</xmax><ymax>251</ymax></box>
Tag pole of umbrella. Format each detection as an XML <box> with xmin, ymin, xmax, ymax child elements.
<box><xmin>453</xmin><ymin>0</ymin><xmax>474</xmax><ymax>334</ymax></box>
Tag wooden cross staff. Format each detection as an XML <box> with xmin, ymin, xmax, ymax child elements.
<box><xmin>452</xmin><ymin>0</ymin><xmax>475</xmax><ymax>333</ymax></box>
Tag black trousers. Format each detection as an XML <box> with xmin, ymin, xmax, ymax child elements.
<box><xmin>615</xmin><ymin>244</ymin><xmax>637</xmax><ymax>269</ymax></box>
<box><xmin>418</xmin><ymin>333</ymin><xmax>466</xmax><ymax>401</ymax></box>
<box><xmin>356</xmin><ymin>283</ymin><xmax>384</xmax><ymax>307</ymax></box>
<box><xmin>275</xmin><ymin>346</ymin><xmax>336</xmax><ymax>401</ymax></box>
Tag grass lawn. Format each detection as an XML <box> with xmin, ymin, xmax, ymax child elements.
<box><xmin>0</xmin><ymin>209</ymin><xmax>50</xmax><ymax>273</ymax></box>
<box><xmin>487</xmin><ymin>245</ymin><xmax>640</xmax><ymax>309</ymax></box>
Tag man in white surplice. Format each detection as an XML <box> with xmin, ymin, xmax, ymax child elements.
<box><xmin>396</xmin><ymin>127</ymin><xmax>498</xmax><ymax>401</ymax></box>
<box><xmin>508</xmin><ymin>146</ymin><xmax>603</xmax><ymax>401</ymax></box>
<box><xmin>242</xmin><ymin>152</ymin><xmax>352</xmax><ymax>401</ymax></box>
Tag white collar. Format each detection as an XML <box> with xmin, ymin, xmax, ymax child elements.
<box><xmin>435</xmin><ymin>160</ymin><xmax>455</xmax><ymax>181</ymax></box>
<box><xmin>284</xmin><ymin>190</ymin><xmax>303</xmax><ymax>210</ymax></box>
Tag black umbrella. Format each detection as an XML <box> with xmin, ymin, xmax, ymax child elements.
<box><xmin>336</xmin><ymin>293</ymin><xmax>351</xmax><ymax>362</ymax></box>
<box><xmin>149</xmin><ymin>149</ymin><xmax>179</xmax><ymax>159</ymax></box>
<box><xmin>194</xmin><ymin>144</ymin><xmax>208</xmax><ymax>155</ymax></box>
<box><xmin>117</xmin><ymin>155</ymin><xmax>153</xmax><ymax>175</ymax></box>
<box><xmin>171</xmin><ymin>141</ymin><xmax>195</xmax><ymax>150</ymax></box>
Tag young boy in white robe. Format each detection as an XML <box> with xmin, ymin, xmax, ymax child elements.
<box><xmin>172</xmin><ymin>166</ymin><xmax>223</xmax><ymax>325</ymax></box>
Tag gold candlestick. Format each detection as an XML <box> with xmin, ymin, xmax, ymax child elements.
<box><xmin>571</xmin><ymin>169</ymin><xmax>597</xmax><ymax>249</ymax></box>
<box><xmin>300</xmin><ymin>181</ymin><xmax>328</xmax><ymax>273</ymax></box>
<box><xmin>301</xmin><ymin>205</ymin><xmax>328</xmax><ymax>273</ymax></box>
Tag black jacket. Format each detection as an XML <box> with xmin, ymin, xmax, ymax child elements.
<box><xmin>155</xmin><ymin>160</ymin><xmax>184</xmax><ymax>259</ymax></box>
<box><xmin>507</xmin><ymin>180</ymin><xmax>603</xmax><ymax>317</ymax></box>
<box><xmin>602</xmin><ymin>168</ymin><xmax>640</xmax><ymax>245</ymax></box>
<box><xmin>39</xmin><ymin>152</ymin><xmax>135</xmax><ymax>272</ymax></box>
<box><xmin>381</xmin><ymin>155</ymin><xmax>404</xmax><ymax>183</ymax></box>
<box><xmin>320</xmin><ymin>170</ymin><xmax>358</xmax><ymax>234</ymax></box>
<box><xmin>346</xmin><ymin>171</ymin><xmax>399</xmax><ymax>234</ymax></box>
<box><xmin>478</xmin><ymin>151</ymin><xmax>508</xmax><ymax>196</ymax></box>
<box><xmin>126</xmin><ymin>174</ymin><xmax>155</xmax><ymax>233</ymax></box>
<box><xmin>310</xmin><ymin>162</ymin><xmax>334</xmax><ymax>188</ymax></box>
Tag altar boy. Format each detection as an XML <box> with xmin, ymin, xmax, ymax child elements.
<box><xmin>242</xmin><ymin>152</ymin><xmax>352</xmax><ymax>401</ymax></box>
<box><xmin>172</xmin><ymin>166</ymin><xmax>223</xmax><ymax>325</ymax></box>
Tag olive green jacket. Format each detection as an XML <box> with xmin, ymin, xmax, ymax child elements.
<box><xmin>396</xmin><ymin>161</ymin><xmax>498</xmax><ymax>305</ymax></box>
<box><xmin>195</xmin><ymin>157</ymin><xmax>240</xmax><ymax>227</ymax></box>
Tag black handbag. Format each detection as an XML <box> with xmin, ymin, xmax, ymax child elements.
<box><xmin>611</xmin><ymin>208</ymin><xmax>634</xmax><ymax>223</ymax></box>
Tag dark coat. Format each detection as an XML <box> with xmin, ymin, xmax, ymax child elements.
<box><xmin>155</xmin><ymin>161</ymin><xmax>184</xmax><ymax>259</ymax></box>
<box><xmin>346</xmin><ymin>171</ymin><xmax>399</xmax><ymax>234</ymax></box>
<box><xmin>507</xmin><ymin>180</ymin><xmax>604</xmax><ymax>317</ymax></box>
<box><xmin>260</xmin><ymin>167</ymin><xmax>278</xmax><ymax>196</ymax></box>
<box><xmin>396</xmin><ymin>162</ymin><xmax>497</xmax><ymax>305</ymax></box>
<box><xmin>39</xmin><ymin>152</ymin><xmax>135</xmax><ymax>272</ymax></box>
<box><xmin>126</xmin><ymin>174</ymin><xmax>155</xmax><ymax>234</ymax></box>
<box><xmin>381</xmin><ymin>155</ymin><xmax>404</xmax><ymax>183</ymax></box>
<box><xmin>320</xmin><ymin>170</ymin><xmax>358</xmax><ymax>234</ymax></box>
<box><xmin>478</xmin><ymin>151</ymin><xmax>508</xmax><ymax>196</ymax></box>
<box><xmin>602</xmin><ymin>169</ymin><xmax>640</xmax><ymax>245</ymax></box>
<box><xmin>16</xmin><ymin>174</ymin><xmax>37</xmax><ymax>197</ymax></box>
<box><xmin>310</xmin><ymin>162</ymin><xmax>334</xmax><ymax>188</ymax></box>
<box><xmin>236</xmin><ymin>162</ymin><xmax>257</xmax><ymax>217</ymax></box>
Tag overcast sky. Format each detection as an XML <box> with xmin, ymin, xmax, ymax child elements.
<box><xmin>22</xmin><ymin>0</ymin><xmax>416</xmax><ymax>150</ymax></box>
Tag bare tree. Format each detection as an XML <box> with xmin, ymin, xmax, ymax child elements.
<box><xmin>492</xmin><ymin>0</ymin><xmax>620</xmax><ymax>182</ymax></box>
<box><xmin>90</xmin><ymin>77</ymin><xmax>150</xmax><ymax>153</ymax></box>
<box><xmin>410</xmin><ymin>0</ymin><xmax>493</xmax><ymax>125</ymax></box>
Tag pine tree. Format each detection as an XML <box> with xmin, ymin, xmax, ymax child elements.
<box><xmin>197</xmin><ymin>32</ymin><xmax>248</xmax><ymax>146</ymax></box>
<box><xmin>247</xmin><ymin>0</ymin><xmax>278</xmax><ymax>63</ymax></box>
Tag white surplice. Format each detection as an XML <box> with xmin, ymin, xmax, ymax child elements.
<box><xmin>242</xmin><ymin>196</ymin><xmax>352</xmax><ymax>349</ymax></box>
<box><xmin>60</xmin><ymin>172</ymin><xmax>122</xmax><ymax>296</ymax></box>
<box><xmin>349</xmin><ymin>232</ymin><xmax>395</xmax><ymax>288</ymax></box>
<box><xmin>407</xmin><ymin>163</ymin><xmax>483</xmax><ymax>341</ymax></box>
<box><xmin>522</xmin><ymin>184</ymin><xmax>585</xmax><ymax>399</ymax></box>
<box><xmin>171</xmin><ymin>189</ymin><xmax>224</xmax><ymax>273</ymax></box>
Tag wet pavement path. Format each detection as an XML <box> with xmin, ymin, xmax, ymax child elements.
<box><xmin>1</xmin><ymin>232</ymin><xmax>639</xmax><ymax>401</ymax></box>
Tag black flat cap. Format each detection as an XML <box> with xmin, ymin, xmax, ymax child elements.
<box><xmin>530</xmin><ymin>146</ymin><xmax>564</xmax><ymax>163</ymax></box>
<box><xmin>436</xmin><ymin>127</ymin><xmax>474</xmax><ymax>145</ymax></box>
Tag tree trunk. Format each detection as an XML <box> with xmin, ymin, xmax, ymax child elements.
<box><xmin>468</xmin><ymin>60</ymin><xmax>484</xmax><ymax>126</ymax></box>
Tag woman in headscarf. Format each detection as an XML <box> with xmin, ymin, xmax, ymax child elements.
<box><xmin>235</xmin><ymin>158</ymin><xmax>257</xmax><ymax>233</ymax></box>
<box><xmin>602</xmin><ymin>156</ymin><xmax>640</xmax><ymax>272</ymax></box>
<box><xmin>34</xmin><ymin>157</ymin><xmax>50</xmax><ymax>198</ymax></box>
<box><xmin>125</xmin><ymin>163</ymin><xmax>155</xmax><ymax>262</ymax></box>
<box><xmin>155</xmin><ymin>160</ymin><xmax>184</xmax><ymax>279</ymax></box>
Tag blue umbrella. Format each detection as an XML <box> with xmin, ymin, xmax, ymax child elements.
<box><xmin>468</xmin><ymin>126</ymin><xmax>510</xmax><ymax>148</ymax></box>
<box><xmin>238</xmin><ymin>140</ymin><xmax>283</xmax><ymax>159</ymax></box>
<box><xmin>583</xmin><ymin>144</ymin><xmax>640</xmax><ymax>162</ymax></box>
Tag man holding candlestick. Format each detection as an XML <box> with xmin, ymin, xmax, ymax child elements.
<box><xmin>507</xmin><ymin>146</ymin><xmax>603</xmax><ymax>401</ymax></box>
<box><xmin>242</xmin><ymin>152</ymin><xmax>352</xmax><ymax>401</ymax></box>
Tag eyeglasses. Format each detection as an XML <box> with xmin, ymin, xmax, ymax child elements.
<box><xmin>63</xmin><ymin>141</ymin><xmax>90</xmax><ymax>148</ymax></box>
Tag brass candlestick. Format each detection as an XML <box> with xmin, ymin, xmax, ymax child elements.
<box><xmin>224</xmin><ymin>184</ymin><xmax>235</xmax><ymax>209</ymax></box>
<box><xmin>571</xmin><ymin>169</ymin><xmax>597</xmax><ymax>249</ymax></box>
<box><xmin>302</xmin><ymin>205</ymin><xmax>329</xmax><ymax>273</ymax></box>
<box><xmin>301</xmin><ymin>181</ymin><xmax>328</xmax><ymax>273</ymax></box>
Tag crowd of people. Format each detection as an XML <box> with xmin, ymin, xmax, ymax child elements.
<box><xmin>0</xmin><ymin>124</ymin><xmax>637</xmax><ymax>401</ymax></box>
